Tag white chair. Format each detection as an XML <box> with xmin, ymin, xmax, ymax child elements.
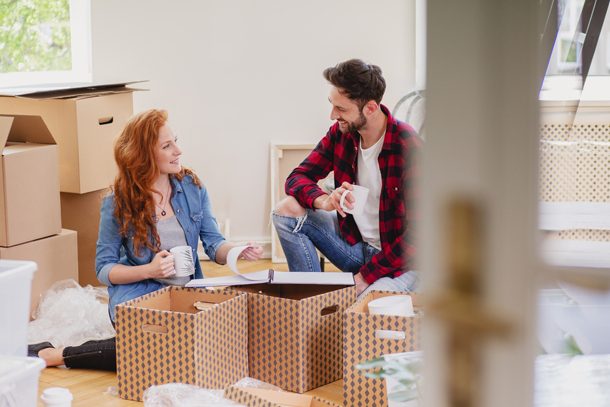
<box><xmin>393</xmin><ymin>90</ymin><xmax>425</xmax><ymax>140</ymax></box>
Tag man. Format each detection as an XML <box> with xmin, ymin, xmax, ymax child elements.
<box><xmin>272</xmin><ymin>59</ymin><xmax>421</xmax><ymax>296</ymax></box>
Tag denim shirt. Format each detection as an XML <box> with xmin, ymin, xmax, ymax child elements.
<box><xmin>95</xmin><ymin>175</ymin><xmax>226</xmax><ymax>321</ymax></box>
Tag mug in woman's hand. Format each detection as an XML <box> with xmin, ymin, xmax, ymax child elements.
<box><xmin>170</xmin><ymin>245</ymin><xmax>195</xmax><ymax>277</ymax></box>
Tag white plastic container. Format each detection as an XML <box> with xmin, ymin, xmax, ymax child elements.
<box><xmin>538</xmin><ymin>288</ymin><xmax>610</xmax><ymax>354</ymax></box>
<box><xmin>0</xmin><ymin>260</ymin><xmax>37</xmax><ymax>356</ymax></box>
<box><xmin>0</xmin><ymin>356</ymin><xmax>45</xmax><ymax>407</ymax></box>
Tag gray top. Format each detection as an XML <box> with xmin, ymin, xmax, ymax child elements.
<box><xmin>155</xmin><ymin>215</ymin><xmax>191</xmax><ymax>286</ymax></box>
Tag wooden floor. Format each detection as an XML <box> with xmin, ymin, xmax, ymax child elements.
<box><xmin>37</xmin><ymin>259</ymin><xmax>344</xmax><ymax>406</ymax></box>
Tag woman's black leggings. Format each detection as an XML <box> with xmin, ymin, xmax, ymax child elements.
<box><xmin>62</xmin><ymin>337</ymin><xmax>116</xmax><ymax>371</ymax></box>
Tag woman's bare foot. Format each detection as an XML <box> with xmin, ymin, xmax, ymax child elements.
<box><xmin>38</xmin><ymin>347</ymin><xmax>65</xmax><ymax>367</ymax></box>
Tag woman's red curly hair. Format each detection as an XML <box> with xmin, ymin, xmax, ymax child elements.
<box><xmin>112</xmin><ymin>109</ymin><xmax>200</xmax><ymax>256</ymax></box>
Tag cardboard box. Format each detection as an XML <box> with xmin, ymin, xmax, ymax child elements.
<box><xmin>0</xmin><ymin>229</ymin><xmax>78</xmax><ymax>313</ymax></box>
<box><xmin>224</xmin><ymin>386</ymin><xmax>340</xmax><ymax>407</ymax></box>
<box><xmin>0</xmin><ymin>82</ymin><xmax>139</xmax><ymax>193</ymax></box>
<box><xmin>60</xmin><ymin>190</ymin><xmax>106</xmax><ymax>286</ymax></box>
<box><xmin>0</xmin><ymin>115</ymin><xmax>61</xmax><ymax>247</ymax></box>
<box><xmin>115</xmin><ymin>287</ymin><xmax>249</xmax><ymax>401</ymax></box>
<box><xmin>236</xmin><ymin>284</ymin><xmax>356</xmax><ymax>393</ymax></box>
<box><xmin>343</xmin><ymin>291</ymin><xmax>421</xmax><ymax>407</ymax></box>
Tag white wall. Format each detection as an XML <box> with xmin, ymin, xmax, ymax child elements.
<box><xmin>91</xmin><ymin>0</ymin><xmax>416</xmax><ymax>245</ymax></box>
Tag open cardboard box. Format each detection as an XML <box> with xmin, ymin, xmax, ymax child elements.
<box><xmin>0</xmin><ymin>82</ymin><xmax>143</xmax><ymax>193</ymax></box>
<box><xmin>115</xmin><ymin>286</ymin><xmax>248</xmax><ymax>401</ymax></box>
<box><xmin>0</xmin><ymin>115</ymin><xmax>61</xmax><ymax>247</ymax></box>
<box><xmin>233</xmin><ymin>283</ymin><xmax>356</xmax><ymax>393</ymax></box>
<box><xmin>224</xmin><ymin>386</ymin><xmax>340</xmax><ymax>407</ymax></box>
<box><xmin>343</xmin><ymin>291</ymin><xmax>422</xmax><ymax>407</ymax></box>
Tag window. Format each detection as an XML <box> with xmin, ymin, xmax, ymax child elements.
<box><xmin>547</xmin><ymin>0</ymin><xmax>585</xmax><ymax>75</ymax></box>
<box><xmin>541</xmin><ymin>0</ymin><xmax>610</xmax><ymax>96</ymax></box>
<box><xmin>0</xmin><ymin>0</ymin><xmax>91</xmax><ymax>88</ymax></box>
<box><xmin>539</xmin><ymin>0</ymin><xmax>610</xmax><ymax>362</ymax></box>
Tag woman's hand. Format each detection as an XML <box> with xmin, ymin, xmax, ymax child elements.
<box><xmin>215</xmin><ymin>242</ymin><xmax>264</xmax><ymax>265</ymax></box>
<box><xmin>239</xmin><ymin>243</ymin><xmax>264</xmax><ymax>261</ymax></box>
<box><xmin>147</xmin><ymin>250</ymin><xmax>176</xmax><ymax>278</ymax></box>
<box><xmin>107</xmin><ymin>250</ymin><xmax>176</xmax><ymax>285</ymax></box>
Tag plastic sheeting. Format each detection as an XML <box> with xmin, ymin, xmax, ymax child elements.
<box><xmin>143</xmin><ymin>377</ymin><xmax>281</xmax><ymax>407</ymax></box>
<box><xmin>28</xmin><ymin>279</ymin><xmax>115</xmax><ymax>348</ymax></box>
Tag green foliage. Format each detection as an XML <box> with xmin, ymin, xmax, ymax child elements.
<box><xmin>564</xmin><ymin>334</ymin><xmax>584</xmax><ymax>356</ymax></box>
<box><xmin>0</xmin><ymin>0</ymin><xmax>71</xmax><ymax>73</ymax></box>
<box><xmin>357</xmin><ymin>355</ymin><xmax>423</xmax><ymax>403</ymax></box>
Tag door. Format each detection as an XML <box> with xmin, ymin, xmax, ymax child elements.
<box><xmin>422</xmin><ymin>2</ymin><xmax>540</xmax><ymax>406</ymax></box>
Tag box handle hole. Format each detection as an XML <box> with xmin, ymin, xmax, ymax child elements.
<box><xmin>142</xmin><ymin>324</ymin><xmax>168</xmax><ymax>334</ymax></box>
<box><xmin>374</xmin><ymin>330</ymin><xmax>406</xmax><ymax>340</ymax></box>
<box><xmin>98</xmin><ymin>116</ymin><xmax>114</xmax><ymax>125</ymax></box>
<box><xmin>321</xmin><ymin>304</ymin><xmax>339</xmax><ymax>316</ymax></box>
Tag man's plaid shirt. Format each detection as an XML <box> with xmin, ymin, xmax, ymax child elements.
<box><xmin>285</xmin><ymin>104</ymin><xmax>420</xmax><ymax>284</ymax></box>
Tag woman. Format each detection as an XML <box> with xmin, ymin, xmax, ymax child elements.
<box><xmin>28</xmin><ymin>109</ymin><xmax>262</xmax><ymax>369</ymax></box>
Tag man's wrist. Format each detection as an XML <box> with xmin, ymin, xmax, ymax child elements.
<box><xmin>313</xmin><ymin>194</ymin><xmax>329</xmax><ymax>210</ymax></box>
<box><xmin>353</xmin><ymin>272</ymin><xmax>370</xmax><ymax>295</ymax></box>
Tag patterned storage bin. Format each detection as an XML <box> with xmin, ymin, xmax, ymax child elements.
<box><xmin>115</xmin><ymin>287</ymin><xmax>248</xmax><ymax>401</ymax></box>
<box><xmin>236</xmin><ymin>284</ymin><xmax>356</xmax><ymax>393</ymax></box>
<box><xmin>343</xmin><ymin>291</ymin><xmax>421</xmax><ymax>407</ymax></box>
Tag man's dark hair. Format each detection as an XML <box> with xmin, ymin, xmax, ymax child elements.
<box><xmin>323</xmin><ymin>59</ymin><xmax>386</xmax><ymax>106</ymax></box>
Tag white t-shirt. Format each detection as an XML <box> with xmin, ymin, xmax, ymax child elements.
<box><xmin>353</xmin><ymin>135</ymin><xmax>384</xmax><ymax>250</ymax></box>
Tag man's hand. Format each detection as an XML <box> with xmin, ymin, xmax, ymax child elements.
<box><xmin>313</xmin><ymin>181</ymin><xmax>355</xmax><ymax>217</ymax></box>
<box><xmin>353</xmin><ymin>272</ymin><xmax>370</xmax><ymax>295</ymax></box>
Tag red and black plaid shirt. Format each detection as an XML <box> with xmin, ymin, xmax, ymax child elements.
<box><xmin>285</xmin><ymin>104</ymin><xmax>421</xmax><ymax>284</ymax></box>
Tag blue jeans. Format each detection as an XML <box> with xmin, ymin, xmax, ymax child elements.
<box><xmin>272</xmin><ymin>209</ymin><xmax>419</xmax><ymax>296</ymax></box>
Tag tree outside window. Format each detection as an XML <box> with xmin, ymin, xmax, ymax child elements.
<box><xmin>0</xmin><ymin>0</ymin><xmax>90</xmax><ymax>88</ymax></box>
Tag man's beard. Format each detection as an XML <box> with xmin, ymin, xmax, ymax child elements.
<box><xmin>345</xmin><ymin>111</ymin><xmax>367</xmax><ymax>134</ymax></box>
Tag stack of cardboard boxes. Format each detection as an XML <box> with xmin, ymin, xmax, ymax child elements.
<box><xmin>0</xmin><ymin>114</ymin><xmax>76</xmax><ymax>312</ymax></box>
<box><xmin>0</xmin><ymin>82</ymin><xmax>138</xmax><ymax>308</ymax></box>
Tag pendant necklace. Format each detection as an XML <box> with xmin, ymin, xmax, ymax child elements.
<box><xmin>155</xmin><ymin>182</ymin><xmax>171</xmax><ymax>218</ymax></box>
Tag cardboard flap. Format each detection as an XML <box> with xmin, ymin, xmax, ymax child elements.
<box><xmin>0</xmin><ymin>80</ymin><xmax>148</xmax><ymax>97</ymax></box>
<box><xmin>236</xmin><ymin>284</ymin><xmax>349</xmax><ymax>301</ymax></box>
<box><xmin>0</xmin><ymin>114</ymin><xmax>55</xmax><ymax>147</ymax></box>
<box><xmin>270</xmin><ymin>271</ymin><xmax>354</xmax><ymax>286</ymax></box>
<box><xmin>0</xmin><ymin>117</ymin><xmax>12</xmax><ymax>148</ymax></box>
<box><xmin>224</xmin><ymin>386</ymin><xmax>339</xmax><ymax>407</ymax></box>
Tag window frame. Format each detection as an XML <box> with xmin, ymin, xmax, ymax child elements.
<box><xmin>0</xmin><ymin>0</ymin><xmax>92</xmax><ymax>88</ymax></box>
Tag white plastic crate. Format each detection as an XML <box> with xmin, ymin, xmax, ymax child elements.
<box><xmin>0</xmin><ymin>260</ymin><xmax>37</xmax><ymax>356</ymax></box>
<box><xmin>0</xmin><ymin>356</ymin><xmax>45</xmax><ymax>407</ymax></box>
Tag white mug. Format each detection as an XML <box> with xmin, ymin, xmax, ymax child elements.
<box><xmin>170</xmin><ymin>245</ymin><xmax>195</xmax><ymax>277</ymax></box>
<box><xmin>339</xmin><ymin>185</ymin><xmax>369</xmax><ymax>215</ymax></box>
<box><xmin>41</xmin><ymin>387</ymin><xmax>73</xmax><ymax>407</ymax></box>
